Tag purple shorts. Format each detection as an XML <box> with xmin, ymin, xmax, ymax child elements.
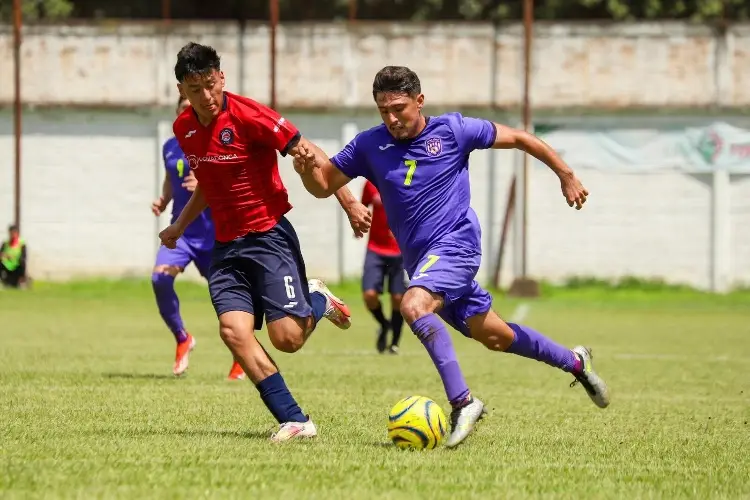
<box><xmin>407</xmin><ymin>243</ymin><xmax>492</xmax><ymax>337</ymax></box>
<box><xmin>155</xmin><ymin>236</ymin><xmax>213</xmax><ymax>278</ymax></box>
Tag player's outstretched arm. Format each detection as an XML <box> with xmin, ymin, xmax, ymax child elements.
<box><xmin>492</xmin><ymin>123</ymin><xmax>589</xmax><ymax>210</ymax></box>
<box><xmin>291</xmin><ymin>138</ymin><xmax>353</xmax><ymax>199</ymax></box>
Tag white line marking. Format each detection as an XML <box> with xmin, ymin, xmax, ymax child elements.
<box><xmin>510</xmin><ymin>303</ymin><xmax>530</xmax><ymax>323</ymax></box>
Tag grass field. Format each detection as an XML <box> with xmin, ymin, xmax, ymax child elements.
<box><xmin>1</xmin><ymin>280</ymin><xmax>749</xmax><ymax>499</ymax></box>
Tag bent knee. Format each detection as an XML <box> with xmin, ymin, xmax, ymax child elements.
<box><xmin>478</xmin><ymin>334</ymin><xmax>511</xmax><ymax>351</ymax></box>
<box><xmin>219</xmin><ymin>324</ymin><xmax>242</xmax><ymax>347</ymax></box>
<box><xmin>269</xmin><ymin>332</ymin><xmax>304</xmax><ymax>353</ymax></box>
<box><xmin>152</xmin><ymin>264</ymin><xmax>182</xmax><ymax>278</ymax></box>
<box><xmin>400</xmin><ymin>290</ymin><xmax>440</xmax><ymax>323</ymax></box>
<box><xmin>362</xmin><ymin>290</ymin><xmax>379</xmax><ymax>306</ymax></box>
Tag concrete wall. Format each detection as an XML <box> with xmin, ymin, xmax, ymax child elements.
<box><xmin>2</xmin><ymin>110</ymin><xmax>750</xmax><ymax>290</ymax></box>
<box><xmin>1</xmin><ymin>21</ymin><xmax>750</xmax><ymax>109</ymax></box>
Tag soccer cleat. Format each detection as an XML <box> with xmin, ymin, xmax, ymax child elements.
<box><xmin>570</xmin><ymin>346</ymin><xmax>610</xmax><ymax>408</ymax></box>
<box><xmin>173</xmin><ymin>334</ymin><xmax>196</xmax><ymax>376</ymax></box>
<box><xmin>308</xmin><ymin>279</ymin><xmax>351</xmax><ymax>330</ymax></box>
<box><xmin>270</xmin><ymin>417</ymin><xmax>318</xmax><ymax>442</ymax></box>
<box><xmin>376</xmin><ymin>326</ymin><xmax>388</xmax><ymax>353</ymax></box>
<box><xmin>227</xmin><ymin>361</ymin><xmax>246</xmax><ymax>381</ymax></box>
<box><xmin>444</xmin><ymin>397</ymin><xmax>487</xmax><ymax>448</ymax></box>
<box><xmin>388</xmin><ymin>345</ymin><xmax>400</xmax><ymax>355</ymax></box>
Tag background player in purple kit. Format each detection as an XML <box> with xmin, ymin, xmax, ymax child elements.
<box><xmin>293</xmin><ymin>65</ymin><xmax>610</xmax><ymax>448</ymax></box>
<box><xmin>151</xmin><ymin>96</ymin><xmax>244</xmax><ymax>380</ymax></box>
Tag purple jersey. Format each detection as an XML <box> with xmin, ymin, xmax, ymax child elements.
<box><xmin>162</xmin><ymin>137</ymin><xmax>214</xmax><ymax>248</ymax></box>
<box><xmin>331</xmin><ymin>113</ymin><xmax>496</xmax><ymax>274</ymax></box>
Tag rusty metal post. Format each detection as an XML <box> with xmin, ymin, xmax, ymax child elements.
<box><xmin>270</xmin><ymin>0</ymin><xmax>279</xmax><ymax>109</ymax></box>
<box><xmin>162</xmin><ymin>0</ymin><xmax>170</xmax><ymax>24</ymax></box>
<box><xmin>508</xmin><ymin>0</ymin><xmax>540</xmax><ymax>297</ymax></box>
<box><xmin>13</xmin><ymin>0</ymin><xmax>22</xmax><ymax>229</ymax></box>
<box><xmin>521</xmin><ymin>0</ymin><xmax>533</xmax><ymax>279</ymax></box>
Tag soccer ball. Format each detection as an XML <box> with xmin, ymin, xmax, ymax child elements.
<box><xmin>387</xmin><ymin>395</ymin><xmax>448</xmax><ymax>450</ymax></box>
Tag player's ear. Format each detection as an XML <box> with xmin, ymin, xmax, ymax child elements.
<box><xmin>416</xmin><ymin>93</ymin><xmax>425</xmax><ymax>111</ymax></box>
<box><xmin>220</xmin><ymin>71</ymin><xmax>226</xmax><ymax>88</ymax></box>
<box><xmin>177</xmin><ymin>83</ymin><xmax>185</xmax><ymax>98</ymax></box>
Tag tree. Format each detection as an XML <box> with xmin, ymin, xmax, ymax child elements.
<box><xmin>0</xmin><ymin>0</ymin><xmax>73</xmax><ymax>22</ymax></box>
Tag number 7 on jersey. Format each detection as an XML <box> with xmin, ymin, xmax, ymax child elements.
<box><xmin>404</xmin><ymin>160</ymin><xmax>418</xmax><ymax>186</ymax></box>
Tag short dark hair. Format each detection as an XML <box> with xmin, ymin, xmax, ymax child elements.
<box><xmin>176</xmin><ymin>95</ymin><xmax>188</xmax><ymax>111</ymax></box>
<box><xmin>174</xmin><ymin>42</ymin><xmax>221</xmax><ymax>82</ymax></box>
<box><xmin>372</xmin><ymin>66</ymin><xmax>421</xmax><ymax>100</ymax></box>
<box><xmin>8</xmin><ymin>224</ymin><xmax>18</xmax><ymax>232</ymax></box>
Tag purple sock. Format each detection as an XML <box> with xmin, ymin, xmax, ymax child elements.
<box><xmin>506</xmin><ymin>323</ymin><xmax>580</xmax><ymax>373</ymax></box>
<box><xmin>151</xmin><ymin>273</ymin><xmax>188</xmax><ymax>344</ymax></box>
<box><xmin>411</xmin><ymin>313</ymin><xmax>471</xmax><ymax>407</ymax></box>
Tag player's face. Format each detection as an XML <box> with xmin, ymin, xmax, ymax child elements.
<box><xmin>375</xmin><ymin>92</ymin><xmax>425</xmax><ymax>140</ymax></box>
<box><xmin>177</xmin><ymin>69</ymin><xmax>225</xmax><ymax>123</ymax></box>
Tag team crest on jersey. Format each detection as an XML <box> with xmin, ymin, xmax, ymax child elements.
<box><xmin>219</xmin><ymin>127</ymin><xmax>234</xmax><ymax>145</ymax></box>
<box><xmin>425</xmin><ymin>137</ymin><xmax>442</xmax><ymax>156</ymax></box>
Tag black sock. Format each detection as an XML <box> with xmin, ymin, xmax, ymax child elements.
<box><xmin>368</xmin><ymin>304</ymin><xmax>389</xmax><ymax>328</ymax></box>
<box><xmin>390</xmin><ymin>309</ymin><xmax>404</xmax><ymax>346</ymax></box>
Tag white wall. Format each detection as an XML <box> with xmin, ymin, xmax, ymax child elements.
<box><xmin>2</xmin><ymin>111</ymin><xmax>750</xmax><ymax>291</ymax></box>
<box><xmin>1</xmin><ymin>22</ymin><xmax>750</xmax><ymax>109</ymax></box>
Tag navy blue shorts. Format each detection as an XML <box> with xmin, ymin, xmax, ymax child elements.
<box><xmin>362</xmin><ymin>249</ymin><xmax>407</xmax><ymax>296</ymax></box>
<box><xmin>208</xmin><ymin>217</ymin><xmax>312</xmax><ymax>330</ymax></box>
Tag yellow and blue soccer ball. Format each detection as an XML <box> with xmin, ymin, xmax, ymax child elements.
<box><xmin>387</xmin><ymin>395</ymin><xmax>447</xmax><ymax>450</ymax></box>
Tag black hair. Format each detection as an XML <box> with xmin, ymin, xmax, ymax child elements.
<box><xmin>174</xmin><ymin>42</ymin><xmax>221</xmax><ymax>82</ymax></box>
<box><xmin>372</xmin><ymin>66</ymin><xmax>421</xmax><ymax>100</ymax></box>
<box><xmin>176</xmin><ymin>95</ymin><xmax>188</xmax><ymax>111</ymax></box>
<box><xmin>8</xmin><ymin>224</ymin><xmax>18</xmax><ymax>232</ymax></box>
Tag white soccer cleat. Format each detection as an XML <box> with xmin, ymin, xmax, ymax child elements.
<box><xmin>308</xmin><ymin>278</ymin><xmax>351</xmax><ymax>330</ymax></box>
<box><xmin>444</xmin><ymin>397</ymin><xmax>487</xmax><ymax>448</ymax></box>
<box><xmin>570</xmin><ymin>346</ymin><xmax>610</xmax><ymax>408</ymax></box>
<box><xmin>270</xmin><ymin>417</ymin><xmax>318</xmax><ymax>442</ymax></box>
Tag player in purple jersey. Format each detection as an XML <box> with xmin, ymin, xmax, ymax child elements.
<box><xmin>151</xmin><ymin>96</ymin><xmax>245</xmax><ymax>380</ymax></box>
<box><xmin>293</xmin><ymin>66</ymin><xmax>610</xmax><ymax>448</ymax></box>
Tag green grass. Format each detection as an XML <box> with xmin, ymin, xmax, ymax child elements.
<box><xmin>1</xmin><ymin>280</ymin><xmax>749</xmax><ymax>499</ymax></box>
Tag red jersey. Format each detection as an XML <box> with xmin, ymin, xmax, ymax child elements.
<box><xmin>173</xmin><ymin>91</ymin><xmax>300</xmax><ymax>242</ymax></box>
<box><xmin>361</xmin><ymin>180</ymin><xmax>400</xmax><ymax>256</ymax></box>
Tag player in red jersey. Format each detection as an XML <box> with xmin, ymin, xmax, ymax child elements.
<box><xmin>159</xmin><ymin>42</ymin><xmax>371</xmax><ymax>442</ymax></box>
<box><xmin>359</xmin><ymin>180</ymin><xmax>406</xmax><ymax>354</ymax></box>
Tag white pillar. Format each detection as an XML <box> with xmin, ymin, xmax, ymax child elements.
<box><xmin>711</xmin><ymin>169</ymin><xmax>731</xmax><ymax>293</ymax></box>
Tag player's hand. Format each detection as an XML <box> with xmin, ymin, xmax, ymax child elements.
<box><xmin>181</xmin><ymin>171</ymin><xmax>198</xmax><ymax>192</ymax></box>
<box><xmin>151</xmin><ymin>196</ymin><xmax>168</xmax><ymax>216</ymax></box>
<box><xmin>560</xmin><ymin>172</ymin><xmax>588</xmax><ymax>210</ymax></box>
<box><xmin>159</xmin><ymin>223</ymin><xmax>184</xmax><ymax>249</ymax></box>
<box><xmin>346</xmin><ymin>202</ymin><xmax>372</xmax><ymax>239</ymax></box>
<box><xmin>292</xmin><ymin>144</ymin><xmax>318</xmax><ymax>175</ymax></box>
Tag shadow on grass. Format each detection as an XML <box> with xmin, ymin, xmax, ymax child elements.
<box><xmin>102</xmin><ymin>372</ymin><xmax>176</xmax><ymax>380</ymax></box>
<box><xmin>88</xmin><ymin>426</ymin><xmax>270</xmax><ymax>441</ymax></box>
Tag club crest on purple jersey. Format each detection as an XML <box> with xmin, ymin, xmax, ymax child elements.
<box><xmin>425</xmin><ymin>137</ymin><xmax>442</xmax><ymax>156</ymax></box>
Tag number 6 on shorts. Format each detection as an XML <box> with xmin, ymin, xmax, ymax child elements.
<box><xmin>284</xmin><ymin>275</ymin><xmax>295</xmax><ymax>299</ymax></box>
